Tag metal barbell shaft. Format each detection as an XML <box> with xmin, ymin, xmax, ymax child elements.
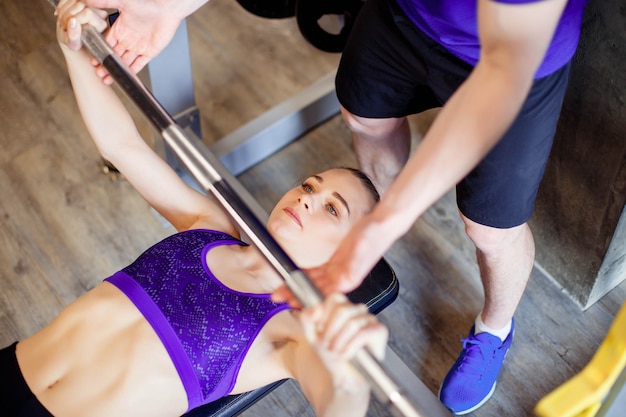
<box><xmin>48</xmin><ymin>2</ymin><xmax>423</xmax><ymax>416</ymax></box>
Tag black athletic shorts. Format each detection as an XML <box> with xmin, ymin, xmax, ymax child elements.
<box><xmin>0</xmin><ymin>342</ymin><xmax>54</xmax><ymax>417</ymax></box>
<box><xmin>336</xmin><ymin>0</ymin><xmax>572</xmax><ymax>228</ymax></box>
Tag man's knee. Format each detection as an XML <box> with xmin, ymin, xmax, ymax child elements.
<box><xmin>340</xmin><ymin>106</ymin><xmax>406</xmax><ymax>138</ymax></box>
<box><xmin>461</xmin><ymin>213</ymin><xmax>529</xmax><ymax>254</ymax></box>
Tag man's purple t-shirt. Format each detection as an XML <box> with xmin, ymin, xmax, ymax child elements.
<box><xmin>395</xmin><ymin>0</ymin><xmax>588</xmax><ymax>78</ymax></box>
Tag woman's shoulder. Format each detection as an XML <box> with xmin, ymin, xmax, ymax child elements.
<box><xmin>187</xmin><ymin>216</ymin><xmax>241</xmax><ymax>239</ymax></box>
<box><xmin>177</xmin><ymin>227</ymin><xmax>242</xmax><ymax>242</ymax></box>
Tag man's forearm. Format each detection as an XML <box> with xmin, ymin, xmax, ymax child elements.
<box><xmin>370</xmin><ymin>0</ymin><xmax>567</xmax><ymax>245</ymax></box>
<box><xmin>171</xmin><ymin>0</ymin><xmax>210</xmax><ymax>21</ymax></box>
<box><xmin>371</xmin><ymin>58</ymin><xmax>534</xmax><ymax>244</ymax></box>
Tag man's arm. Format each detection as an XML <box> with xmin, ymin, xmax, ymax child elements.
<box><xmin>83</xmin><ymin>0</ymin><xmax>210</xmax><ymax>83</ymax></box>
<box><xmin>310</xmin><ymin>0</ymin><xmax>570</xmax><ymax>295</ymax></box>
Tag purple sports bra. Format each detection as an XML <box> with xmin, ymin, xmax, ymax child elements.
<box><xmin>104</xmin><ymin>229</ymin><xmax>290</xmax><ymax>411</ymax></box>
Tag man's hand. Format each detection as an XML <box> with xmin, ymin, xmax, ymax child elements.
<box><xmin>271</xmin><ymin>263</ymin><xmax>369</xmax><ymax>308</ymax></box>
<box><xmin>271</xmin><ymin>217</ymin><xmax>388</xmax><ymax>309</ymax></box>
<box><xmin>84</xmin><ymin>0</ymin><xmax>208</xmax><ymax>84</ymax></box>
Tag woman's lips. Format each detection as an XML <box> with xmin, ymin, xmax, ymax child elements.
<box><xmin>283</xmin><ymin>207</ymin><xmax>302</xmax><ymax>227</ymax></box>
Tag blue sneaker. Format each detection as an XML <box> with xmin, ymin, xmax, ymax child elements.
<box><xmin>438</xmin><ymin>319</ymin><xmax>514</xmax><ymax>415</ymax></box>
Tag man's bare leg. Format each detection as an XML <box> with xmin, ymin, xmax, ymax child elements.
<box><xmin>340</xmin><ymin>106</ymin><xmax>411</xmax><ymax>194</ymax></box>
<box><xmin>461</xmin><ymin>214</ymin><xmax>535</xmax><ymax>330</ymax></box>
<box><xmin>439</xmin><ymin>214</ymin><xmax>535</xmax><ymax>413</ymax></box>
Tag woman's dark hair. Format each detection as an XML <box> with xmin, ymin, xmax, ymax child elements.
<box><xmin>341</xmin><ymin>167</ymin><xmax>381</xmax><ymax>204</ymax></box>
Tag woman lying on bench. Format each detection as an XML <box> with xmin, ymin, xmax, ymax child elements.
<box><xmin>0</xmin><ymin>2</ymin><xmax>388</xmax><ymax>416</ymax></box>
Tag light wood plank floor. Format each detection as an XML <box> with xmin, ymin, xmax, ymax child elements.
<box><xmin>1</xmin><ymin>1</ymin><xmax>624</xmax><ymax>416</ymax></box>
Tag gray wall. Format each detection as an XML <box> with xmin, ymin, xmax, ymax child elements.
<box><xmin>531</xmin><ymin>0</ymin><xmax>626</xmax><ymax>309</ymax></box>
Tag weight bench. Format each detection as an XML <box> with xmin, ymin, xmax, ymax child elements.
<box><xmin>183</xmin><ymin>257</ymin><xmax>399</xmax><ymax>417</ymax></box>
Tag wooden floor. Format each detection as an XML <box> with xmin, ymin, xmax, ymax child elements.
<box><xmin>1</xmin><ymin>0</ymin><xmax>625</xmax><ymax>416</ymax></box>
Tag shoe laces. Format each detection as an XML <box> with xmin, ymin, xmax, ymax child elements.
<box><xmin>458</xmin><ymin>334</ymin><xmax>501</xmax><ymax>378</ymax></box>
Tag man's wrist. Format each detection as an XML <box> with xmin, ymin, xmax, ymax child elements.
<box><xmin>173</xmin><ymin>0</ymin><xmax>210</xmax><ymax>21</ymax></box>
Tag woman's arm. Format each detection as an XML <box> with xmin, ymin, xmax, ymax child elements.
<box><xmin>290</xmin><ymin>294</ymin><xmax>388</xmax><ymax>416</ymax></box>
<box><xmin>56</xmin><ymin>0</ymin><xmax>237</xmax><ymax>235</ymax></box>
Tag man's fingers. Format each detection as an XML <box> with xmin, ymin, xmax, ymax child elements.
<box><xmin>112</xmin><ymin>41</ymin><xmax>127</xmax><ymax>59</ymax></box>
<box><xmin>271</xmin><ymin>285</ymin><xmax>302</xmax><ymax>309</ymax></box>
<box><xmin>91</xmin><ymin>63</ymin><xmax>114</xmax><ymax>85</ymax></box>
<box><xmin>119</xmin><ymin>49</ymin><xmax>138</xmax><ymax>68</ymax></box>
<box><xmin>102</xmin><ymin>74</ymin><xmax>115</xmax><ymax>85</ymax></box>
<box><xmin>130</xmin><ymin>55</ymin><xmax>151</xmax><ymax>73</ymax></box>
<box><xmin>305</xmin><ymin>264</ymin><xmax>363</xmax><ymax>296</ymax></box>
<box><xmin>94</xmin><ymin>64</ymin><xmax>109</xmax><ymax>77</ymax></box>
<box><xmin>270</xmin><ymin>286</ymin><xmax>288</xmax><ymax>303</ymax></box>
<box><xmin>304</xmin><ymin>266</ymin><xmax>335</xmax><ymax>296</ymax></box>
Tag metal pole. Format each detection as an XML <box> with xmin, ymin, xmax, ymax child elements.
<box><xmin>48</xmin><ymin>2</ymin><xmax>425</xmax><ymax>416</ymax></box>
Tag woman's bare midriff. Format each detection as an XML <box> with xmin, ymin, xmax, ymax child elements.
<box><xmin>15</xmin><ymin>281</ymin><xmax>189</xmax><ymax>417</ymax></box>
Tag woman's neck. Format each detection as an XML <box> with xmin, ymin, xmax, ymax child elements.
<box><xmin>240</xmin><ymin>246</ymin><xmax>285</xmax><ymax>292</ymax></box>
<box><xmin>208</xmin><ymin>244</ymin><xmax>284</xmax><ymax>294</ymax></box>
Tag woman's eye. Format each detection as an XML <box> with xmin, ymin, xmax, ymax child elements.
<box><xmin>302</xmin><ymin>183</ymin><xmax>313</xmax><ymax>193</ymax></box>
<box><xmin>327</xmin><ymin>204</ymin><xmax>338</xmax><ymax>217</ymax></box>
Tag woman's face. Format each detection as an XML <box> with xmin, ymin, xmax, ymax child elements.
<box><xmin>267</xmin><ymin>168</ymin><xmax>375</xmax><ymax>268</ymax></box>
